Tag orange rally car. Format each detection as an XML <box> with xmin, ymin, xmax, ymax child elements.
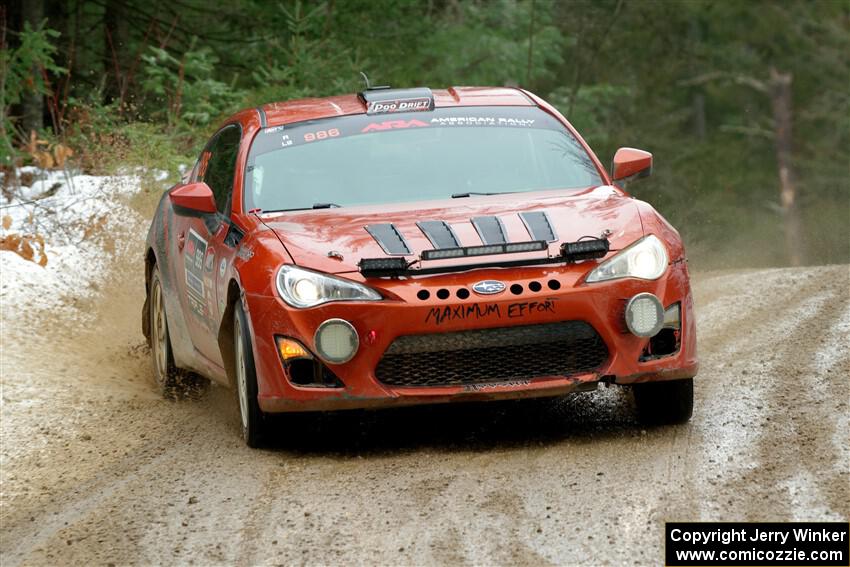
<box><xmin>142</xmin><ymin>86</ymin><xmax>698</xmax><ymax>446</ymax></box>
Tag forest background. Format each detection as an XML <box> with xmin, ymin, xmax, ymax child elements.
<box><xmin>2</xmin><ymin>0</ymin><xmax>848</xmax><ymax>269</ymax></box>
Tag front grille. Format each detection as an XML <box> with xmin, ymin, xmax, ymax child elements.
<box><xmin>375</xmin><ymin>321</ymin><xmax>608</xmax><ymax>388</ymax></box>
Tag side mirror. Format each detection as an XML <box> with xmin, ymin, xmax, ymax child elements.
<box><xmin>611</xmin><ymin>147</ymin><xmax>653</xmax><ymax>183</ymax></box>
<box><xmin>170</xmin><ymin>182</ymin><xmax>217</xmax><ymax>216</ymax></box>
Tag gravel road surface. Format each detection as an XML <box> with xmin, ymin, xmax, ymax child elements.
<box><xmin>2</xmin><ymin>249</ymin><xmax>848</xmax><ymax>565</ymax></box>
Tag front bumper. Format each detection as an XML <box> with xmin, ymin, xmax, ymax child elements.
<box><xmin>244</xmin><ymin>260</ymin><xmax>698</xmax><ymax>413</ymax></box>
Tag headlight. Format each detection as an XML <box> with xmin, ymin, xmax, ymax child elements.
<box><xmin>585</xmin><ymin>235</ymin><xmax>668</xmax><ymax>283</ymax></box>
<box><xmin>276</xmin><ymin>265</ymin><xmax>382</xmax><ymax>308</ymax></box>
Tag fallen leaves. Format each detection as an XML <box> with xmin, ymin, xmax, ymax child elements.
<box><xmin>22</xmin><ymin>131</ymin><xmax>74</xmax><ymax>170</ymax></box>
<box><xmin>0</xmin><ymin>216</ymin><xmax>48</xmax><ymax>266</ymax></box>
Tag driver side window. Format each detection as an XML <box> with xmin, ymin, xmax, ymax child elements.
<box><xmin>199</xmin><ymin>125</ymin><xmax>241</xmax><ymax>214</ymax></box>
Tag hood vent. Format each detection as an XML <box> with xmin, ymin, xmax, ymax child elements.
<box><xmin>417</xmin><ymin>220</ymin><xmax>459</xmax><ymax>249</ymax></box>
<box><xmin>364</xmin><ymin>223</ymin><xmax>411</xmax><ymax>255</ymax></box>
<box><xmin>365</xmin><ymin>211</ymin><xmax>560</xmax><ymax>256</ymax></box>
<box><xmin>519</xmin><ymin>211</ymin><xmax>557</xmax><ymax>242</ymax></box>
<box><xmin>471</xmin><ymin>216</ymin><xmax>507</xmax><ymax>245</ymax></box>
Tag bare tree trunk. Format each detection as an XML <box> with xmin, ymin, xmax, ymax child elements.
<box><xmin>103</xmin><ymin>0</ymin><xmax>128</xmax><ymax>106</ymax></box>
<box><xmin>323</xmin><ymin>0</ymin><xmax>334</xmax><ymax>39</ymax></box>
<box><xmin>72</xmin><ymin>0</ymin><xmax>84</xmax><ymax>83</ymax></box>
<box><xmin>21</xmin><ymin>0</ymin><xmax>44</xmax><ymax>134</ymax></box>
<box><xmin>769</xmin><ymin>68</ymin><xmax>804</xmax><ymax>267</ymax></box>
<box><xmin>47</xmin><ymin>0</ymin><xmax>70</xmax><ymax>71</ymax></box>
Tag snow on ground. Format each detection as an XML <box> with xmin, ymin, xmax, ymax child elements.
<box><xmin>0</xmin><ymin>167</ymin><xmax>160</xmax><ymax>325</ymax></box>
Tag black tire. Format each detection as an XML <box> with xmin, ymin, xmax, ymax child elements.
<box><xmin>233</xmin><ymin>301</ymin><xmax>266</xmax><ymax>447</ymax></box>
<box><xmin>633</xmin><ymin>378</ymin><xmax>694</xmax><ymax>425</ymax></box>
<box><xmin>149</xmin><ymin>267</ymin><xmax>182</xmax><ymax>395</ymax></box>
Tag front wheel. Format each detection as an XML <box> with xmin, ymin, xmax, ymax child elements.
<box><xmin>632</xmin><ymin>378</ymin><xmax>694</xmax><ymax>425</ymax></box>
<box><xmin>234</xmin><ymin>301</ymin><xmax>266</xmax><ymax>447</ymax></box>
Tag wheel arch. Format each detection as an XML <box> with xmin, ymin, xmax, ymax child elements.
<box><xmin>142</xmin><ymin>247</ymin><xmax>158</xmax><ymax>343</ymax></box>
<box><xmin>217</xmin><ymin>278</ymin><xmax>243</xmax><ymax>387</ymax></box>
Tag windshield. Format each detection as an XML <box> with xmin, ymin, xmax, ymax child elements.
<box><xmin>245</xmin><ymin>106</ymin><xmax>603</xmax><ymax>212</ymax></box>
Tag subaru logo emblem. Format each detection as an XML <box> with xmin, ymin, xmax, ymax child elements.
<box><xmin>472</xmin><ymin>280</ymin><xmax>506</xmax><ymax>295</ymax></box>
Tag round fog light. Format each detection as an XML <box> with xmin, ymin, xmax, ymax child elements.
<box><xmin>625</xmin><ymin>293</ymin><xmax>664</xmax><ymax>337</ymax></box>
<box><xmin>314</xmin><ymin>319</ymin><xmax>359</xmax><ymax>364</ymax></box>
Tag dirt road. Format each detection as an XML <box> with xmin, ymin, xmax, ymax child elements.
<box><xmin>1</xmin><ymin>245</ymin><xmax>848</xmax><ymax>564</ymax></box>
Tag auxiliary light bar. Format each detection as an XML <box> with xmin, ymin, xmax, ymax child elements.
<box><xmin>358</xmin><ymin>238</ymin><xmax>610</xmax><ymax>278</ymax></box>
<box><xmin>421</xmin><ymin>240</ymin><xmax>547</xmax><ymax>261</ymax></box>
<box><xmin>357</xmin><ymin>257</ymin><xmax>410</xmax><ymax>278</ymax></box>
<box><xmin>560</xmin><ymin>238</ymin><xmax>610</xmax><ymax>261</ymax></box>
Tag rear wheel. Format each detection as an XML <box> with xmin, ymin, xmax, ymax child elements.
<box><xmin>234</xmin><ymin>302</ymin><xmax>266</xmax><ymax>447</ymax></box>
<box><xmin>149</xmin><ymin>268</ymin><xmax>181</xmax><ymax>394</ymax></box>
<box><xmin>633</xmin><ymin>378</ymin><xmax>694</xmax><ymax>425</ymax></box>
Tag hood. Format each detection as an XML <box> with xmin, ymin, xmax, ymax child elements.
<box><xmin>259</xmin><ymin>186</ymin><xmax>644</xmax><ymax>274</ymax></box>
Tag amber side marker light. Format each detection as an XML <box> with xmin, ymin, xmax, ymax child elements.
<box><xmin>275</xmin><ymin>337</ymin><xmax>312</xmax><ymax>362</ymax></box>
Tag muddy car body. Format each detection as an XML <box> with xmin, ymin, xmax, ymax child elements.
<box><xmin>142</xmin><ymin>86</ymin><xmax>698</xmax><ymax>446</ymax></box>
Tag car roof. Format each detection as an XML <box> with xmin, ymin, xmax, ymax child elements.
<box><xmin>258</xmin><ymin>87</ymin><xmax>536</xmax><ymax>127</ymax></box>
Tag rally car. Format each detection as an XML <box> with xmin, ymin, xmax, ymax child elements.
<box><xmin>142</xmin><ymin>85</ymin><xmax>698</xmax><ymax>446</ymax></box>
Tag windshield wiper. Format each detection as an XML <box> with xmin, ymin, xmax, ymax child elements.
<box><xmin>262</xmin><ymin>203</ymin><xmax>342</xmax><ymax>213</ymax></box>
<box><xmin>451</xmin><ymin>191</ymin><xmax>518</xmax><ymax>198</ymax></box>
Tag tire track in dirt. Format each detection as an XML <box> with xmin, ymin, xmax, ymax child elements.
<box><xmin>649</xmin><ymin>265</ymin><xmax>848</xmax><ymax>523</ymax></box>
<box><xmin>693</xmin><ymin>267</ymin><xmax>839</xmax><ymax>355</ymax></box>
<box><xmin>724</xmin><ymin>274</ymin><xmax>849</xmax><ymax>520</ymax></box>
<box><xmin>4</xmin><ymin>440</ymin><xmax>190</xmax><ymax>564</ymax></box>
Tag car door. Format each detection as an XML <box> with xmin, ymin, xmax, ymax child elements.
<box><xmin>175</xmin><ymin>124</ymin><xmax>242</xmax><ymax>366</ymax></box>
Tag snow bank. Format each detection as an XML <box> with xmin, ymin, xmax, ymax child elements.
<box><xmin>1</xmin><ymin>167</ymin><xmax>158</xmax><ymax>323</ymax></box>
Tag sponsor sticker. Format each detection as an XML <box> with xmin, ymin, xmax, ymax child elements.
<box><xmin>184</xmin><ymin>229</ymin><xmax>207</xmax><ymax>318</ymax></box>
<box><xmin>367</xmin><ymin>97</ymin><xmax>433</xmax><ymax>115</ymax></box>
<box><xmin>247</xmin><ymin>107</ymin><xmax>561</xmax><ymax>160</ymax></box>
<box><xmin>362</xmin><ymin>119</ymin><xmax>429</xmax><ymax>133</ymax></box>
<box><xmin>429</xmin><ymin>116</ymin><xmax>535</xmax><ymax>127</ymax></box>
